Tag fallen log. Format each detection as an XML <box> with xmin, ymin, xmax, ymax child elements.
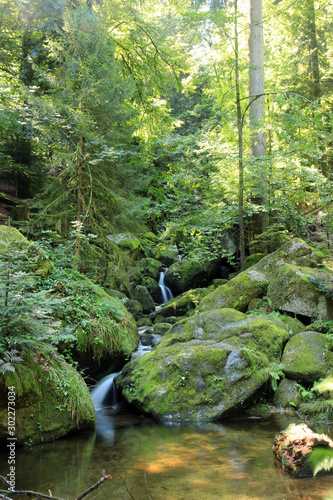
<box><xmin>273</xmin><ymin>423</ymin><xmax>333</xmax><ymax>477</ymax></box>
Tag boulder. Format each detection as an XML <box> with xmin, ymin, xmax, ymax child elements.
<box><xmin>130</xmin><ymin>285</ymin><xmax>155</xmax><ymax>314</ymax></box>
<box><xmin>152</xmin><ymin>323</ymin><xmax>172</xmax><ymax>335</ymax></box>
<box><xmin>164</xmin><ymin>250</ymin><xmax>219</xmax><ymax>294</ymax></box>
<box><xmin>197</xmin><ymin>238</ymin><xmax>324</xmax><ymax>314</ymax></box>
<box><xmin>0</xmin><ymin>225</ymin><xmax>52</xmax><ymax>278</ymax></box>
<box><xmin>117</xmin><ymin>308</ymin><xmax>289</xmax><ymax>421</ymax></box>
<box><xmin>198</xmin><ymin>269</ymin><xmax>269</xmax><ymax>313</ymax></box>
<box><xmin>0</xmin><ymin>347</ymin><xmax>95</xmax><ymax>445</ymax></box>
<box><xmin>282</xmin><ymin>331</ymin><xmax>331</xmax><ymax>383</ymax></box>
<box><xmin>273</xmin><ymin>423</ymin><xmax>333</xmax><ymax>477</ymax></box>
<box><xmin>155</xmin><ymin>288</ymin><xmax>209</xmax><ymax>320</ymax></box>
<box><xmin>267</xmin><ymin>264</ymin><xmax>333</xmax><ymax>320</ymax></box>
<box><xmin>142</xmin><ymin>276</ymin><xmax>162</xmax><ymax>303</ymax></box>
<box><xmin>138</xmin><ymin>258</ymin><xmax>163</xmax><ymax>281</ymax></box>
<box><xmin>124</xmin><ymin>299</ymin><xmax>143</xmax><ymax>319</ymax></box>
<box><xmin>249</xmin><ymin>224</ymin><xmax>291</xmax><ymax>254</ymax></box>
<box><xmin>273</xmin><ymin>378</ymin><xmax>301</xmax><ymax>410</ymax></box>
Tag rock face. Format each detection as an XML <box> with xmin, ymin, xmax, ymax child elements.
<box><xmin>0</xmin><ymin>347</ymin><xmax>95</xmax><ymax>445</ymax></box>
<box><xmin>267</xmin><ymin>264</ymin><xmax>333</xmax><ymax>320</ymax></box>
<box><xmin>165</xmin><ymin>251</ymin><xmax>219</xmax><ymax>294</ymax></box>
<box><xmin>273</xmin><ymin>423</ymin><xmax>333</xmax><ymax>477</ymax></box>
<box><xmin>281</xmin><ymin>331</ymin><xmax>330</xmax><ymax>383</ymax></box>
<box><xmin>198</xmin><ymin>238</ymin><xmax>327</xmax><ymax>320</ymax></box>
<box><xmin>273</xmin><ymin>378</ymin><xmax>301</xmax><ymax>409</ymax></box>
<box><xmin>117</xmin><ymin>308</ymin><xmax>289</xmax><ymax>421</ymax></box>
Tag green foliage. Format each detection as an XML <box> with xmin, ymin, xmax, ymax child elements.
<box><xmin>0</xmin><ymin>349</ymin><xmax>23</xmax><ymax>374</ymax></box>
<box><xmin>309</xmin><ymin>273</ymin><xmax>333</xmax><ymax>299</ymax></box>
<box><xmin>296</xmin><ymin>383</ymin><xmax>315</xmax><ymax>403</ymax></box>
<box><xmin>308</xmin><ymin>447</ymin><xmax>333</xmax><ymax>477</ymax></box>
<box><xmin>269</xmin><ymin>363</ymin><xmax>285</xmax><ymax>392</ymax></box>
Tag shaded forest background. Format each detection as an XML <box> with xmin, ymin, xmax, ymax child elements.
<box><xmin>0</xmin><ymin>0</ymin><xmax>332</xmax><ymax>274</ymax></box>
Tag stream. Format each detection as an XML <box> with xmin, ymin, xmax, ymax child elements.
<box><xmin>1</xmin><ymin>414</ymin><xmax>333</xmax><ymax>499</ymax></box>
<box><xmin>1</xmin><ymin>274</ymin><xmax>333</xmax><ymax>499</ymax></box>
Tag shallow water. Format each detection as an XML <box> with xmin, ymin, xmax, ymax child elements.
<box><xmin>1</xmin><ymin>412</ymin><xmax>333</xmax><ymax>500</ymax></box>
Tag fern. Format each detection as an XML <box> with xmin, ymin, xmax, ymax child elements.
<box><xmin>308</xmin><ymin>447</ymin><xmax>333</xmax><ymax>477</ymax></box>
<box><xmin>0</xmin><ymin>349</ymin><xmax>23</xmax><ymax>374</ymax></box>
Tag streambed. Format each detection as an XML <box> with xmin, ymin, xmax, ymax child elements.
<box><xmin>1</xmin><ymin>412</ymin><xmax>333</xmax><ymax>499</ymax></box>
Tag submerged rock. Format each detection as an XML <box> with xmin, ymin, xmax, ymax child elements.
<box><xmin>273</xmin><ymin>423</ymin><xmax>333</xmax><ymax>477</ymax></box>
<box><xmin>117</xmin><ymin>308</ymin><xmax>289</xmax><ymax>421</ymax></box>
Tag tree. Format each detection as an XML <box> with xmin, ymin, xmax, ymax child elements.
<box><xmin>248</xmin><ymin>0</ymin><xmax>268</xmax><ymax>235</ymax></box>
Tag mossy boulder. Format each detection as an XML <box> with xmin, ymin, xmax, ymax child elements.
<box><xmin>117</xmin><ymin>238</ymin><xmax>141</xmax><ymax>260</ymax></box>
<box><xmin>117</xmin><ymin>308</ymin><xmax>289</xmax><ymax>421</ymax></box>
<box><xmin>106</xmin><ymin>266</ymin><xmax>131</xmax><ymax>296</ymax></box>
<box><xmin>249</xmin><ymin>224</ymin><xmax>291</xmax><ymax>254</ymax></box>
<box><xmin>245</xmin><ymin>253</ymin><xmax>266</xmax><ymax>269</ymax></box>
<box><xmin>198</xmin><ymin>238</ymin><xmax>325</xmax><ymax>315</ymax></box>
<box><xmin>267</xmin><ymin>264</ymin><xmax>333</xmax><ymax>320</ymax></box>
<box><xmin>138</xmin><ymin>258</ymin><xmax>163</xmax><ymax>281</ymax></box>
<box><xmin>165</xmin><ymin>251</ymin><xmax>219</xmax><ymax>294</ymax></box>
<box><xmin>155</xmin><ymin>288</ymin><xmax>209</xmax><ymax>320</ymax></box>
<box><xmin>281</xmin><ymin>331</ymin><xmax>331</xmax><ymax>383</ymax></box>
<box><xmin>141</xmin><ymin>276</ymin><xmax>162</xmax><ymax>303</ymax></box>
<box><xmin>130</xmin><ymin>285</ymin><xmax>155</xmax><ymax>314</ymax></box>
<box><xmin>273</xmin><ymin>378</ymin><xmax>302</xmax><ymax>410</ymax></box>
<box><xmin>0</xmin><ymin>347</ymin><xmax>95</xmax><ymax>445</ymax></box>
<box><xmin>124</xmin><ymin>299</ymin><xmax>143</xmax><ymax>319</ymax></box>
<box><xmin>152</xmin><ymin>323</ymin><xmax>172</xmax><ymax>335</ymax></box>
<box><xmin>0</xmin><ymin>225</ymin><xmax>52</xmax><ymax>278</ymax></box>
<box><xmin>254</xmin><ymin>238</ymin><xmax>323</xmax><ymax>278</ymax></box>
<box><xmin>198</xmin><ymin>269</ymin><xmax>269</xmax><ymax>313</ymax></box>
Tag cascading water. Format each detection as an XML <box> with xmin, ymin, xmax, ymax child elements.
<box><xmin>91</xmin><ymin>371</ymin><xmax>122</xmax><ymax>410</ymax></box>
<box><xmin>158</xmin><ymin>271</ymin><xmax>173</xmax><ymax>305</ymax></box>
<box><xmin>91</xmin><ymin>275</ymin><xmax>173</xmax><ymax>411</ymax></box>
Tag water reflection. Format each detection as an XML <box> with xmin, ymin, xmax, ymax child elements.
<box><xmin>1</xmin><ymin>415</ymin><xmax>333</xmax><ymax>499</ymax></box>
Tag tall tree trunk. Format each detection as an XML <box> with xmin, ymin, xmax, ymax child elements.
<box><xmin>234</xmin><ymin>0</ymin><xmax>245</xmax><ymax>271</ymax></box>
<box><xmin>249</xmin><ymin>0</ymin><xmax>269</xmax><ymax>235</ymax></box>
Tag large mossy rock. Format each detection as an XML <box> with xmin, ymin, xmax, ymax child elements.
<box><xmin>198</xmin><ymin>269</ymin><xmax>269</xmax><ymax>313</ymax></box>
<box><xmin>273</xmin><ymin>378</ymin><xmax>301</xmax><ymax>410</ymax></box>
<box><xmin>165</xmin><ymin>251</ymin><xmax>219</xmax><ymax>294</ymax></box>
<box><xmin>138</xmin><ymin>257</ymin><xmax>163</xmax><ymax>281</ymax></box>
<box><xmin>197</xmin><ymin>238</ymin><xmax>324</xmax><ymax>314</ymax></box>
<box><xmin>0</xmin><ymin>225</ymin><xmax>52</xmax><ymax>278</ymax></box>
<box><xmin>0</xmin><ymin>347</ymin><xmax>95</xmax><ymax>445</ymax></box>
<box><xmin>267</xmin><ymin>264</ymin><xmax>333</xmax><ymax>320</ymax></box>
<box><xmin>281</xmin><ymin>331</ymin><xmax>331</xmax><ymax>383</ymax></box>
<box><xmin>155</xmin><ymin>288</ymin><xmax>209</xmax><ymax>321</ymax></box>
<box><xmin>117</xmin><ymin>308</ymin><xmax>289</xmax><ymax>421</ymax></box>
<box><xmin>155</xmin><ymin>245</ymin><xmax>179</xmax><ymax>266</ymax></box>
<box><xmin>130</xmin><ymin>285</ymin><xmax>155</xmax><ymax>314</ymax></box>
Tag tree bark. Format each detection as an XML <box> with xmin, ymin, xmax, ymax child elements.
<box><xmin>249</xmin><ymin>0</ymin><xmax>269</xmax><ymax>235</ymax></box>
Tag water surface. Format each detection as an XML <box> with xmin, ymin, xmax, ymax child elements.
<box><xmin>1</xmin><ymin>413</ymin><xmax>333</xmax><ymax>499</ymax></box>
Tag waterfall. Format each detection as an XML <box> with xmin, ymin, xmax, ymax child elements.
<box><xmin>158</xmin><ymin>271</ymin><xmax>173</xmax><ymax>305</ymax></box>
<box><xmin>91</xmin><ymin>371</ymin><xmax>122</xmax><ymax>410</ymax></box>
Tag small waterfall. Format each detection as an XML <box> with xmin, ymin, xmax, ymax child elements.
<box><xmin>158</xmin><ymin>271</ymin><xmax>173</xmax><ymax>305</ymax></box>
<box><xmin>91</xmin><ymin>371</ymin><xmax>122</xmax><ymax>410</ymax></box>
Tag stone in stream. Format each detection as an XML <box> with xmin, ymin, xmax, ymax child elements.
<box><xmin>273</xmin><ymin>423</ymin><xmax>333</xmax><ymax>477</ymax></box>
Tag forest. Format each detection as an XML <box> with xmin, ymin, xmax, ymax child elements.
<box><xmin>1</xmin><ymin>0</ymin><xmax>333</xmax><ymax>498</ymax></box>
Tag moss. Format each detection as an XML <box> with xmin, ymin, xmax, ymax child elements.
<box><xmin>117</xmin><ymin>308</ymin><xmax>289</xmax><ymax>421</ymax></box>
<box><xmin>267</xmin><ymin>264</ymin><xmax>333</xmax><ymax>319</ymax></box>
<box><xmin>156</xmin><ymin>288</ymin><xmax>209</xmax><ymax>319</ymax></box>
<box><xmin>282</xmin><ymin>331</ymin><xmax>330</xmax><ymax>383</ymax></box>
<box><xmin>138</xmin><ymin>257</ymin><xmax>162</xmax><ymax>280</ymax></box>
<box><xmin>198</xmin><ymin>270</ymin><xmax>268</xmax><ymax>313</ymax></box>
<box><xmin>0</xmin><ymin>346</ymin><xmax>95</xmax><ymax>445</ymax></box>
<box><xmin>245</xmin><ymin>253</ymin><xmax>267</xmax><ymax>269</ymax></box>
